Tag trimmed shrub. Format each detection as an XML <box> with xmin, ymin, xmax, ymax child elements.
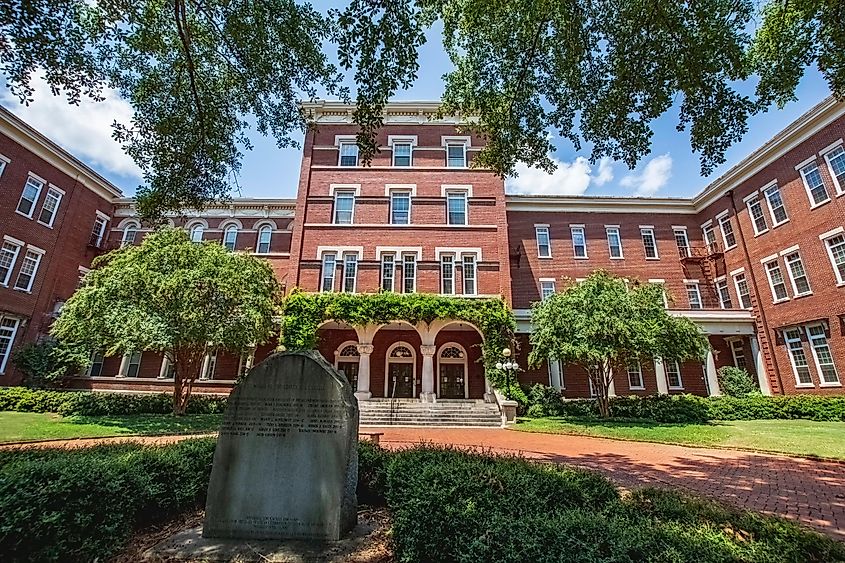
<box><xmin>708</xmin><ymin>395</ymin><xmax>845</xmax><ymax>421</ymax></box>
<box><xmin>717</xmin><ymin>366</ymin><xmax>760</xmax><ymax>397</ymax></box>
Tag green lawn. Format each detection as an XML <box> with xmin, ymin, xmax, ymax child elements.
<box><xmin>0</xmin><ymin>411</ymin><xmax>222</xmax><ymax>443</ymax></box>
<box><xmin>513</xmin><ymin>417</ymin><xmax>845</xmax><ymax>460</ymax></box>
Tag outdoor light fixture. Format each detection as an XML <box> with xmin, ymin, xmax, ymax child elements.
<box><xmin>496</xmin><ymin>347</ymin><xmax>519</xmax><ymax>399</ymax></box>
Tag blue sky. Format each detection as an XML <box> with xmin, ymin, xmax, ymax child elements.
<box><xmin>0</xmin><ymin>12</ymin><xmax>832</xmax><ymax>200</ymax></box>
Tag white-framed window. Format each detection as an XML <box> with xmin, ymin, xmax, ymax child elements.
<box><xmin>201</xmin><ymin>350</ymin><xmax>217</xmax><ymax>380</ymax></box>
<box><xmin>402</xmin><ymin>254</ymin><xmax>416</xmax><ymax>293</ymax></box>
<box><xmin>237</xmin><ymin>348</ymin><xmax>255</xmax><ymax>379</ymax></box>
<box><xmin>16</xmin><ymin>176</ymin><xmax>44</xmax><ymax>218</ymax></box>
<box><xmin>0</xmin><ymin>317</ymin><xmax>22</xmax><ymax>374</ymax></box>
<box><xmin>87</xmin><ymin>350</ymin><xmax>105</xmax><ymax>377</ymax></box>
<box><xmin>627</xmin><ymin>363</ymin><xmax>644</xmax><ymax>390</ymax></box>
<box><xmin>746</xmin><ymin>196</ymin><xmax>768</xmax><ymax>235</ymax></box>
<box><xmin>339</xmin><ymin>141</ymin><xmax>358</xmax><ymax>166</ymax></box>
<box><xmin>799</xmin><ymin>162</ymin><xmax>830</xmax><ymax>206</ymax></box>
<box><xmin>762</xmin><ymin>184</ymin><xmax>788</xmax><ymax>225</ymax></box>
<box><xmin>0</xmin><ymin>240</ymin><xmax>22</xmax><ymax>286</ymax></box>
<box><xmin>729</xmin><ymin>339</ymin><xmax>746</xmax><ymax>370</ymax></box>
<box><xmin>13</xmin><ymin>248</ymin><xmax>43</xmax><ymax>292</ymax></box>
<box><xmin>715</xmin><ymin>278</ymin><xmax>732</xmax><ymax>309</ymax></box>
<box><xmin>381</xmin><ymin>254</ymin><xmax>395</xmax><ymax>291</ymax></box>
<box><xmin>606</xmin><ymin>227</ymin><xmax>623</xmax><ymax>259</ymax></box>
<box><xmin>0</xmin><ymin>156</ymin><xmax>8</xmax><ymax>178</ymax></box>
<box><xmin>446</xmin><ymin>191</ymin><xmax>467</xmax><ymax>225</ymax></box>
<box><xmin>124</xmin><ymin>351</ymin><xmax>142</xmax><ymax>378</ymax></box>
<box><xmin>256</xmin><ymin>225</ymin><xmax>272</xmax><ymax>253</ymax></box>
<box><xmin>666</xmin><ymin>360</ymin><xmax>683</xmax><ymax>389</ymax></box>
<box><xmin>783</xmin><ymin>251</ymin><xmax>811</xmax><ymax>296</ymax></box>
<box><xmin>223</xmin><ymin>225</ymin><xmax>238</xmax><ymax>251</ymax></box>
<box><xmin>121</xmin><ymin>223</ymin><xmax>139</xmax><ymax>247</ymax></box>
<box><xmin>823</xmin><ymin>234</ymin><xmax>845</xmax><ymax>284</ymax></box>
<box><xmin>37</xmin><ymin>187</ymin><xmax>63</xmax><ymax>227</ymax></box>
<box><xmin>824</xmin><ymin>146</ymin><xmax>845</xmax><ymax>194</ymax></box>
<box><xmin>462</xmin><ymin>255</ymin><xmax>476</xmax><ymax>295</ymax></box>
<box><xmin>718</xmin><ymin>214</ymin><xmax>736</xmax><ymax>249</ymax></box>
<box><xmin>641</xmin><ymin>228</ymin><xmax>659</xmax><ymax>259</ymax></box>
<box><xmin>189</xmin><ymin>223</ymin><xmax>204</xmax><ymax>243</ymax></box>
<box><xmin>702</xmin><ymin>223</ymin><xmax>717</xmax><ymax>253</ymax></box>
<box><xmin>333</xmin><ymin>191</ymin><xmax>355</xmax><ymax>224</ymax></box>
<box><xmin>540</xmin><ymin>279</ymin><xmax>556</xmax><ymax>300</ymax></box>
<box><xmin>673</xmin><ymin>228</ymin><xmax>690</xmax><ymax>258</ymax></box>
<box><xmin>441</xmin><ymin>255</ymin><xmax>454</xmax><ymax>294</ymax></box>
<box><xmin>536</xmin><ymin>226</ymin><xmax>551</xmax><ymax>258</ymax></box>
<box><xmin>392</xmin><ymin>142</ymin><xmax>412</xmax><ymax>167</ymax></box>
<box><xmin>764</xmin><ymin>260</ymin><xmax>789</xmax><ymax>302</ymax></box>
<box><xmin>784</xmin><ymin>328</ymin><xmax>813</xmax><ymax>386</ymax></box>
<box><xmin>571</xmin><ymin>226</ymin><xmax>587</xmax><ymax>258</ymax></box>
<box><xmin>342</xmin><ymin>253</ymin><xmax>358</xmax><ymax>293</ymax></box>
<box><xmin>446</xmin><ymin>143</ymin><xmax>466</xmax><ymax>167</ymax></box>
<box><xmin>806</xmin><ymin>324</ymin><xmax>839</xmax><ymax>385</ymax></box>
<box><xmin>686</xmin><ymin>283</ymin><xmax>702</xmax><ymax>309</ymax></box>
<box><xmin>390</xmin><ymin>191</ymin><xmax>411</xmax><ymax>225</ymax></box>
<box><xmin>321</xmin><ymin>253</ymin><xmax>336</xmax><ymax>292</ymax></box>
<box><xmin>733</xmin><ymin>273</ymin><xmax>752</xmax><ymax>309</ymax></box>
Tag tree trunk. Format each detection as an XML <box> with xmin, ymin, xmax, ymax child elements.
<box><xmin>596</xmin><ymin>361</ymin><xmax>612</xmax><ymax>418</ymax></box>
<box><xmin>172</xmin><ymin>348</ymin><xmax>202</xmax><ymax>416</ymax></box>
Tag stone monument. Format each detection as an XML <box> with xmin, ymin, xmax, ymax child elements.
<box><xmin>203</xmin><ymin>351</ymin><xmax>359</xmax><ymax>541</ymax></box>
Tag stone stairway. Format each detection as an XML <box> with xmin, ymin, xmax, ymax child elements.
<box><xmin>358</xmin><ymin>398</ymin><xmax>502</xmax><ymax>427</ymax></box>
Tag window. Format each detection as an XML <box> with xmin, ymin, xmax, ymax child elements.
<box><xmin>393</xmin><ymin>143</ymin><xmax>412</xmax><ymax>166</ymax></box>
<box><xmin>441</xmin><ymin>255</ymin><xmax>454</xmax><ymax>294</ymax></box>
<box><xmin>686</xmin><ymin>283</ymin><xmax>702</xmax><ymax>309</ymax></box>
<box><xmin>540</xmin><ymin>280</ymin><xmax>556</xmax><ymax>300</ymax></box>
<box><xmin>0</xmin><ymin>157</ymin><xmax>7</xmax><ymax>178</ymax></box>
<box><xmin>825</xmin><ymin>146</ymin><xmax>845</xmax><ymax>193</ymax></box>
<box><xmin>641</xmin><ymin>228</ymin><xmax>659</xmax><ymax>259</ymax></box>
<box><xmin>122</xmin><ymin>223</ymin><xmax>138</xmax><ymax>247</ymax></box>
<box><xmin>124</xmin><ymin>351</ymin><xmax>142</xmax><ymax>378</ymax></box>
<box><xmin>16</xmin><ymin>176</ymin><xmax>43</xmax><ymax>218</ymax></box>
<box><xmin>189</xmin><ymin>224</ymin><xmax>204</xmax><ymax>243</ymax></box>
<box><xmin>88</xmin><ymin>215</ymin><xmax>108</xmax><ymax>248</ymax></box>
<box><xmin>571</xmin><ymin>226</ymin><xmax>587</xmax><ymax>258</ymax></box>
<box><xmin>462</xmin><ymin>255</ymin><xmax>476</xmax><ymax>295</ymax></box>
<box><xmin>666</xmin><ymin>360</ymin><xmax>683</xmax><ymax>389</ymax></box>
<box><xmin>824</xmin><ymin>234</ymin><xmax>845</xmax><ymax>284</ymax></box>
<box><xmin>799</xmin><ymin>162</ymin><xmax>830</xmax><ymax>206</ymax></box>
<box><xmin>718</xmin><ymin>215</ymin><xmax>736</xmax><ymax>249</ymax></box>
<box><xmin>14</xmin><ymin>249</ymin><xmax>43</xmax><ymax>292</ymax></box>
<box><xmin>807</xmin><ymin>325</ymin><xmax>839</xmax><ymax>385</ymax></box>
<box><xmin>237</xmin><ymin>349</ymin><xmax>255</xmax><ymax>378</ymax></box>
<box><xmin>390</xmin><ymin>192</ymin><xmax>411</xmax><ymax>225</ymax></box>
<box><xmin>783</xmin><ymin>251</ymin><xmax>811</xmax><ymax>296</ymax></box>
<box><xmin>763</xmin><ymin>184</ymin><xmax>788</xmax><ymax>225</ymax></box>
<box><xmin>339</xmin><ymin>142</ymin><xmax>358</xmax><ymax>166</ymax></box>
<box><xmin>37</xmin><ymin>187</ymin><xmax>63</xmax><ymax>227</ymax></box>
<box><xmin>764</xmin><ymin>260</ymin><xmax>789</xmax><ymax>301</ymax></box>
<box><xmin>201</xmin><ymin>351</ymin><xmax>217</xmax><ymax>380</ymax></box>
<box><xmin>702</xmin><ymin>224</ymin><xmax>717</xmax><ymax>253</ymax></box>
<box><xmin>733</xmin><ymin>273</ymin><xmax>752</xmax><ymax>309</ymax></box>
<box><xmin>606</xmin><ymin>227</ymin><xmax>623</xmax><ymax>258</ymax></box>
<box><xmin>784</xmin><ymin>328</ymin><xmax>813</xmax><ymax>386</ymax></box>
<box><xmin>673</xmin><ymin>229</ymin><xmax>690</xmax><ymax>258</ymax></box>
<box><xmin>223</xmin><ymin>225</ymin><xmax>238</xmax><ymax>251</ymax></box>
<box><xmin>381</xmin><ymin>254</ymin><xmax>395</xmax><ymax>291</ymax></box>
<box><xmin>321</xmin><ymin>253</ymin><xmax>336</xmax><ymax>292</ymax></box>
<box><xmin>446</xmin><ymin>143</ymin><xmax>466</xmax><ymax>167</ymax></box>
<box><xmin>536</xmin><ymin>226</ymin><xmax>551</xmax><ymax>258</ymax></box>
<box><xmin>342</xmin><ymin>254</ymin><xmax>358</xmax><ymax>293</ymax></box>
<box><xmin>715</xmin><ymin>279</ymin><xmax>732</xmax><ymax>309</ymax></box>
<box><xmin>729</xmin><ymin>339</ymin><xmax>746</xmax><ymax>370</ymax></box>
<box><xmin>627</xmin><ymin>363</ymin><xmax>644</xmax><ymax>389</ymax></box>
<box><xmin>446</xmin><ymin>192</ymin><xmax>467</xmax><ymax>225</ymax></box>
<box><xmin>0</xmin><ymin>241</ymin><xmax>22</xmax><ymax>286</ymax></box>
<box><xmin>746</xmin><ymin>196</ymin><xmax>768</xmax><ymax>235</ymax></box>
<box><xmin>256</xmin><ymin>225</ymin><xmax>272</xmax><ymax>253</ymax></box>
<box><xmin>402</xmin><ymin>254</ymin><xmax>416</xmax><ymax>293</ymax></box>
<box><xmin>88</xmin><ymin>351</ymin><xmax>105</xmax><ymax>377</ymax></box>
<box><xmin>0</xmin><ymin>317</ymin><xmax>21</xmax><ymax>374</ymax></box>
<box><xmin>333</xmin><ymin>192</ymin><xmax>355</xmax><ymax>224</ymax></box>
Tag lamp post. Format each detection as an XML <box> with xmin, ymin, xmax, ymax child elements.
<box><xmin>495</xmin><ymin>347</ymin><xmax>519</xmax><ymax>400</ymax></box>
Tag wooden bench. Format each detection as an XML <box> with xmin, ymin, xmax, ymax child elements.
<box><xmin>359</xmin><ymin>431</ymin><xmax>384</xmax><ymax>445</ymax></box>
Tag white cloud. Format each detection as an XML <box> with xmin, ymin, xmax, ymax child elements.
<box><xmin>506</xmin><ymin>156</ymin><xmax>615</xmax><ymax>195</ymax></box>
<box><xmin>619</xmin><ymin>154</ymin><xmax>672</xmax><ymax>196</ymax></box>
<box><xmin>0</xmin><ymin>75</ymin><xmax>141</xmax><ymax>178</ymax></box>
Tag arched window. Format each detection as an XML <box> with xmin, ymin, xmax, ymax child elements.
<box><xmin>189</xmin><ymin>223</ymin><xmax>204</xmax><ymax>243</ymax></box>
<box><xmin>335</xmin><ymin>341</ymin><xmax>360</xmax><ymax>389</ymax></box>
<box><xmin>385</xmin><ymin>342</ymin><xmax>416</xmax><ymax>398</ymax></box>
<box><xmin>438</xmin><ymin>343</ymin><xmax>467</xmax><ymax>399</ymax></box>
<box><xmin>256</xmin><ymin>225</ymin><xmax>272</xmax><ymax>253</ymax></box>
<box><xmin>121</xmin><ymin>222</ymin><xmax>138</xmax><ymax>247</ymax></box>
<box><xmin>223</xmin><ymin>225</ymin><xmax>238</xmax><ymax>251</ymax></box>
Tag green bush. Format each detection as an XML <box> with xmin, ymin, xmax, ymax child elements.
<box><xmin>717</xmin><ymin>366</ymin><xmax>760</xmax><ymax>397</ymax></box>
<box><xmin>11</xmin><ymin>340</ymin><xmax>89</xmax><ymax>389</ymax></box>
<box><xmin>708</xmin><ymin>395</ymin><xmax>845</xmax><ymax>421</ymax></box>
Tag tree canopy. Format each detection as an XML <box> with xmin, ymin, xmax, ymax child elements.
<box><xmin>3</xmin><ymin>1</ymin><xmax>842</xmax><ymax>218</ymax></box>
<box><xmin>51</xmin><ymin>227</ymin><xmax>281</xmax><ymax>413</ymax></box>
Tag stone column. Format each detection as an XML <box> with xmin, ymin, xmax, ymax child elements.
<box><xmin>654</xmin><ymin>358</ymin><xmax>669</xmax><ymax>394</ymax></box>
<box><xmin>704</xmin><ymin>349</ymin><xmax>721</xmax><ymax>396</ymax></box>
<box><xmin>355</xmin><ymin>344</ymin><xmax>373</xmax><ymax>401</ymax></box>
<box><xmin>420</xmin><ymin>344</ymin><xmax>437</xmax><ymax>402</ymax></box>
<box><xmin>749</xmin><ymin>336</ymin><xmax>771</xmax><ymax>396</ymax></box>
<box><xmin>548</xmin><ymin>360</ymin><xmax>563</xmax><ymax>390</ymax></box>
<box><xmin>116</xmin><ymin>353</ymin><xmax>129</xmax><ymax>377</ymax></box>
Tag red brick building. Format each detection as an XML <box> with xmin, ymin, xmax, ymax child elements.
<box><xmin>2</xmin><ymin>98</ymin><xmax>844</xmax><ymax>408</ymax></box>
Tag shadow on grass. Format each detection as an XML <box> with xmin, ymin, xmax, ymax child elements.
<box><xmin>67</xmin><ymin>414</ymin><xmax>223</xmax><ymax>435</ymax></box>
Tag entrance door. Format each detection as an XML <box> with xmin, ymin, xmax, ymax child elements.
<box><xmin>388</xmin><ymin>363</ymin><xmax>414</xmax><ymax>398</ymax></box>
<box><xmin>338</xmin><ymin>361</ymin><xmax>359</xmax><ymax>391</ymax></box>
<box><xmin>439</xmin><ymin>363</ymin><xmax>465</xmax><ymax>399</ymax></box>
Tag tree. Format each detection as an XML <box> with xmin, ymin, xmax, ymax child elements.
<box><xmin>12</xmin><ymin>339</ymin><xmax>90</xmax><ymax>388</ymax></box>
<box><xmin>528</xmin><ymin>271</ymin><xmax>708</xmax><ymax>418</ymax></box>
<box><xmin>51</xmin><ymin>228</ymin><xmax>281</xmax><ymax>414</ymax></box>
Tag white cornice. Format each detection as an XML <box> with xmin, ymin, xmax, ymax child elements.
<box><xmin>299</xmin><ymin>100</ymin><xmax>476</xmax><ymax>126</ymax></box>
<box><xmin>505</xmin><ymin>195</ymin><xmax>696</xmax><ymax>214</ymax></box>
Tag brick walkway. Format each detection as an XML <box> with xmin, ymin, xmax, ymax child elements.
<box><xmin>368</xmin><ymin>427</ymin><xmax>845</xmax><ymax>540</ymax></box>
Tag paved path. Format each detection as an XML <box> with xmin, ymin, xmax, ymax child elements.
<box><xmin>368</xmin><ymin>427</ymin><xmax>845</xmax><ymax>540</ymax></box>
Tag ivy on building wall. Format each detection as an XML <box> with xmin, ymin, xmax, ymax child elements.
<box><xmin>281</xmin><ymin>290</ymin><xmax>516</xmax><ymax>388</ymax></box>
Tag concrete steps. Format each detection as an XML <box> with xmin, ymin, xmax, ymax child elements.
<box><xmin>359</xmin><ymin>399</ymin><xmax>502</xmax><ymax>427</ymax></box>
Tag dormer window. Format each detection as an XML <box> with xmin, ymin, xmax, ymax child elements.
<box><xmin>339</xmin><ymin>142</ymin><xmax>358</xmax><ymax>166</ymax></box>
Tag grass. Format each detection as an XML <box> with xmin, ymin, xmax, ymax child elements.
<box><xmin>514</xmin><ymin>417</ymin><xmax>845</xmax><ymax>460</ymax></box>
<box><xmin>0</xmin><ymin>411</ymin><xmax>222</xmax><ymax>443</ymax></box>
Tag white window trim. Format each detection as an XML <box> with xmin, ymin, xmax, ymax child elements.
<box><xmin>16</xmin><ymin>175</ymin><xmax>44</xmax><ymax>219</ymax></box>
<box><xmin>389</xmin><ymin>190</ymin><xmax>413</xmax><ymax>225</ymax></box>
<box><xmin>336</xmin><ymin>136</ymin><xmax>359</xmax><ymax>167</ymax></box>
<box><xmin>0</xmin><ymin>316</ymin><xmax>22</xmax><ymax>374</ymax></box>
<box><xmin>784</xmin><ymin>328</ymin><xmax>814</xmax><ymax>388</ymax></box>
<box><xmin>539</xmin><ymin>278</ymin><xmax>556</xmax><ymax>300</ymax></box>
<box><xmin>685</xmin><ymin>282</ymin><xmax>702</xmax><ymax>309</ymax></box>
<box><xmin>388</xmin><ymin>136</ymin><xmax>417</xmax><ymax>167</ymax></box>
<box><xmin>570</xmin><ymin>225</ymin><xmax>588</xmax><ymax>259</ymax></box>
<box><xmin>440</xmin><ymin>254</ymin><xmax>455</xmax><ymax>295</ymax></box>
<box><xmin>329</xmin><ymin>183</ymin><xmax>362</xmax><ymax>196</ymax></box>
<box><xmin>440</xmin><ymin>184</ymin><xmax>473</xmax><ymax>197</ymax></box>
<box><xmin>763</xmin><ymin>259</ymin><xmax>790</xmax><ymax>303</ymax></box>
<box><xmin>673</xmin><ymin>228</ymin><xmax>690</xmax><ymax>257</ymax></box>
<box><xmin>728</xmin><ymin>339</ymin><xmax>746</xmax><ymax>369</ymax></box>
<box><xmin>715</xmin><ymin>278</ymin><xmax>732</xmax><ymax>309</ymax></box>
<box><xmin>805</xmin><ymin>324</ymin><xmax>841</xmax><ymax>387</ymax></box>
<box><xmin>819</xmin><ymin>138</ymin><xmax>844</xmax><ymax>156</ymax></box>
<box><xmin>640</xmin><ymin>227</ymin><xmax>659</xmax><ymax>260</ymax></box>
<box><xmin>665</xmin><ymin>359</ymin><xmax>684</xmax><ymax>390</ymax></box>
<box><xmin>445</xmin><ymin>190</ymin><xmax>468</xmax><ymax>226</ymax></box>
<box><xmin>822</xmin><ymin>144</ymin><xmax>845</xmax><ymax>195</ymax></box>
<box><xmin>605</xmin><ymin>226</ymin><xmax>624</xmax><ymax>259</ymax></box>
<box><xmin>36</xmin><ymin>185</ymin><xmax>65</xmax><ymax>228</ymax></box>
<box><xmin>627</xmin><ymin>363</ymin><xmax>645</xmax><ymax>390</ymax></box>
<box><xmin>255</xmin><ymin>224</ymin><xmax>273</xmax><ymax>254</ymax></box>
<box><xmin>0</xmin><ymin>239</ymin><xmax>23</xmax><ymax>287</ymax></box>
<box><xmin>821</xmin><ymin>231</ymin><xmax>845</xmax><ymax>286</ymax></box>
<box><xmin>434</xmin><ymin>247</ymin><xmax>482</xmax><ymax>261</ymax></box>
<box><xmin>333</xmin><ymin>190</ymin><xmax>356</xmax><ymax>225</ymax></box>
<box><xmin>461</xmin><ymin>254</ymin><xmax>477</xmax><ymax>296</ymax></box>
<box><xmin>402</xmin><ymin>254</ymin><xmax>417</xmax><ymax>293</ymax></box>
<box><xmin>535</xmin><ymin>225</ymin><xmax>552</xmax><ymax>258</ymax></box>
<box><xmin>342</xmin><ymin>253</ymin><xmax>358</xmax><ymax>293</ymax></box>
<box><xmin>761</xmin><ymin>182</ymin><xmax>789</xmax><ymax>227</ymax></box>
<box><xmin>745</xmin><ymin>196</ymin><xmax>769</xmax><ymax>236</ymax></box>
<box><xmin>385</xmin><ymin>183</ymin><xmax>417</xmax><ymax>196</ymax></box>
<box><xmin>380</xmin><ymin>254</ymin><xmax>396</xmax><ymax>292</ymax></box>
<box><xmin>798</xmin><ymin>161</ymin><xmax>831</xmax><ymax>208</ymax></box>
<box><xmin>14</xmin><ymin>248</ymin><xmax>44</xmax><ymax>293</ymax></box>
<box><xmin>320</xmin><ymin>252</ymin><xmax>337</xmax><ymax>293</ymax></box>
<box><xmin>732</xmin><ymin>272</ymin><xmax>752</xmax><ymax>310</ymax></box>
<box><xmin>717</xmin><ymin>213</ymin><xmax>737</xmax><ymax>250</ymax></box>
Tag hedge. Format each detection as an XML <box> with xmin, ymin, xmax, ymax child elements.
<box><xmin>0</xmin><ymin>387</ymin><xmax>227</xmax><ymax>416</ymax></box>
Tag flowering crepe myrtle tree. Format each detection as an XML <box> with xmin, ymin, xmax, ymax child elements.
<box><xmin>528</xmin><ymin>270</ymin><xmax>709</xmax><ymax>418</ymax></box>
<box><xmin>52</xmin><ymin>228</ymin><xmax>281</xmax><ymax>414</ymax></box>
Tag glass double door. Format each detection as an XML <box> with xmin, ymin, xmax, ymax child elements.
<box><xmin>439</xmin><ymin>364</ymin><xmax>466</xmax><ymax>399</ymax></box>
<box><xmin>387</xmin><ymin>363</ymin><xmax>414</xmax><ymax>398</ymax></box>
<box><xmin>338</xmin><ymin>361</ymin><xmax>359</xmax><ymax>390</ymax></box>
